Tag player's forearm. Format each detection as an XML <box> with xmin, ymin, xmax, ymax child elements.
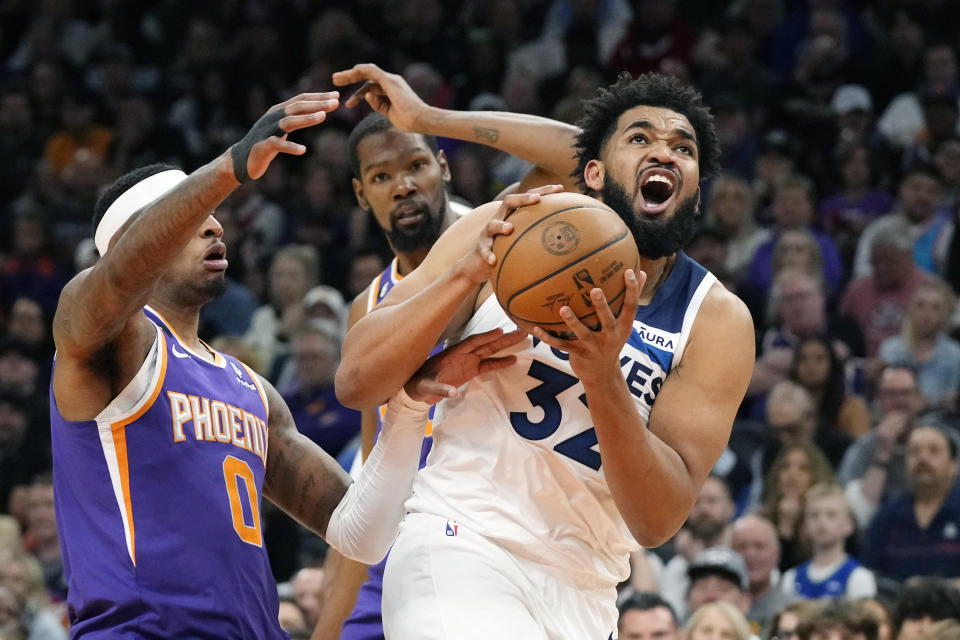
<box><xmin>582</xmin><ymin>374</ymin><xmax>696</xmax><ymax>547</ymax></box>
<box><xmin>417</xmin><ymin>106</ymin><xmax>579</xmax><ymax>179</ymax></box>
<box><xmin>337</xmin><ymin>264</ymin><xmax>476</xmax><ymax>409</ymax></box>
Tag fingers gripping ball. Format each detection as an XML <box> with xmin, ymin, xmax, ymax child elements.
<box><xmin>491</xmin><ymin>192</ymin><xmax>640</xmax><ymax>337</ymax></box>
<box><xmin>230</xmin><ymin>109</ymin><xmax>285</xmax><ymax>183</ymax></box>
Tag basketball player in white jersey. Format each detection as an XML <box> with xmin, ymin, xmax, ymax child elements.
<box><xmin>332</xmin><ymin>65</ymin><xmax>756</xmax><ymax>638</ymax></box>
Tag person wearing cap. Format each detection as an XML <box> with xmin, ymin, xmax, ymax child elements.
<box><xmin>861</xmin><ymin>422</ymin><xmax>960</xmax><ymax>583</ymax></box>
<box><xmin>48</xmin><ymin>91</ymin><xmax>520</xmax><ymax>638</ymax></box>
<box><xmin>686</xmin><ymin>547</ymin><xmax>751</xmax><ymax>624</ymax></box>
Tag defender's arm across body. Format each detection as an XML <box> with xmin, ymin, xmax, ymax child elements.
<box><xmin>336</xmin><ymin>187</ymin><xmax>560</xmax><ymax>410</ymax></box>
<box><xmin>333</xmin><ymin>64</ymin><xmax>581</xmax><ymax>191</ymax></box>
<box><xmin>535</xmin><ymin>283</ymin><xmax>755</xmax><ymax>547</ymax></box>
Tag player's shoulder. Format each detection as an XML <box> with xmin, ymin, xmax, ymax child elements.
<box><xmin>682</xmin><ymin>280</ymin><xmax>754</xmax><ymax>361</ymax></box>
<box><xmin>347</xmin><ymin>287</ymin><xmax>371</xmax><ymax>328</ymax></box>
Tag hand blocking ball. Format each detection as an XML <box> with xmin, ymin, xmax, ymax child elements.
<box><xmin>491</xmin><ymin>192</ymin><xmax>640</xmax><ymax>337</ymax></box>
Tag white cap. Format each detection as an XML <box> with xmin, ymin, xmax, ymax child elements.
<box><xmin>95</xmin><ymin>169</ymin><xmax>187</xmax><ymax>255</ymax></box>
<box><xmin>831</xmin><ymin>84</ymin><xmax>873</xmax><ymax>115</ymax></box>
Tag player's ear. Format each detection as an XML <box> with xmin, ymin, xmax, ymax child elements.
<box><xmin>352</xmin><ymin>177</ymin><xmax>370</xmax><ymax>211</ymax></box>
<box><xmin>695</xmin><ymin>186</ymin><xmax>702</xmax><ymax>213</ymax></box>
<box><xmin>584</xmin><ymin>159</ymin><xmax>604</xmax><ymax>192</ymax></box>
<box><xmin>436</xmin><ymin>150</ymin><xmax>452</xmax><ymax>184</ymax></box>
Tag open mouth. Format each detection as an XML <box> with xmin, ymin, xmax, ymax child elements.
<box><xmin>203</xmin><ymin>242</ymin><xmax>228</xmax><ymax>270</ymax></box>
<box><xmin>637</xmin><ymin>168</ymin><xmax>679</xmax><ymax>214</ymax></box>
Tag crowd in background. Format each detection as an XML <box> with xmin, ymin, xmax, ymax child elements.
<box><xmin>2</xmin><ymin>0</ymin><xmax>960</xmax><ymax>638</ymax></box>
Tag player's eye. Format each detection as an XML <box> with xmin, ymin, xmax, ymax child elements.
<box><xmin>410</xmin><ymin>160</ymin><xmax>426</xmax><ymax>170</ymax></box>
<box><xmin>629</xmin><ymin>133</ymin><xmax>647</xmax><ymax>144</ymax></box>
<box><xmin>675</xmin><ymin>145</ymin><xmax>693</xmax><ymax>155</ymax></box>
<box><xmin>371</xmin><ymin>172</ymin><xmax>389</xmax><ymax>183</ymax></box>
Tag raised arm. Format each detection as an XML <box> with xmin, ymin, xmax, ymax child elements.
<box><xmin>53</xmin><ymin>93</ymin><xmax>339</xmax><ymax>362</ymax></box>
<box><xmin>336</xmin><ymin>187</ymin><xmax>560</xmax><ymax>409</ymax></box>
<box><xmin>332</xmin><ymin>64</ymin><xmax>581</xmax><ymax>190</ymax></box>
<box><xmin>533</xmin><ymin>284</ymin><xmax>755</xmax><ymax>546</ymax></box>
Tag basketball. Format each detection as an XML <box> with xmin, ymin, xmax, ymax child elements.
<box><xmin>491</xmin><ymin>191</ymin><xmax>640</xmax><ymax>337</ymax></box>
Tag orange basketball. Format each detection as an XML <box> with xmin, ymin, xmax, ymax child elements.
<box><xmin>491</xmin><ymin>191</ymin><xmax>640</xmax><ymax>337</ymax></box>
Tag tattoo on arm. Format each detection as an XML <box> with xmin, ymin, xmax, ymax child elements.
<box><xmin>261</xmin><ymin>379</ymin><xmax>349</xmax><ymax>535</ymax></box>
<box><xmin>474</xmin><ymin>127</ymin><xmax>500</xmax><ymax>143</ymax></box>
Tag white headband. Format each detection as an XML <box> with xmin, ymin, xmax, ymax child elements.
<box><xmin>95</xmin><ymin>169</ymin><xmax>188</xmax><ymax>255</ymax></box>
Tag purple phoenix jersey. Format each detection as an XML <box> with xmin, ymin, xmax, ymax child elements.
<box><xmin>341</xmin><ymin>258</ymin><xmax>438</xmax><ymax>640</ymax></box>
<box><xmin>51</xmin><ymin>307</ymin><xmax>287</xmax><ymax>639</ymax></box>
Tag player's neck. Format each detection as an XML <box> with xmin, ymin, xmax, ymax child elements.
<box><xmin>641</xmin><ymin>253</ymin><xmax>678</xmax><ymax>299</ymax></box>
<box><xmin>396</xmin><ymin>248</ymin><xmax>430</xmax><ymax>277</ymax></box>
<box><xmin>148</xmin><ymin>300</ymin><xmax>204</xmax><ymax>352</ymax></box>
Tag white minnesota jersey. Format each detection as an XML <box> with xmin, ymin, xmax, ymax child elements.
<box><xmin>405</xmin><ymin>252</ymin><xmax>717</xmax><ymax>589</ymax></box>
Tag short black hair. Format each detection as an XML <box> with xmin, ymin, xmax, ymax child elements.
<box><xmin>892</xmin><ymin>578</ymin><xmax>960</xmax><ymax>631</ymax></box>
<box><xmin>617</xmin><ymin>591</ymin><xmax>678</xmax><ymax>628</ymax></box>
<box><xmin>573</xmin><ymin>72</ymin><xmax>721</xmax><ymax>194</ymax></box>
<box><xmin>346</xmin><ymin>113</ymin><xmax>439</xmax><ymax>180</ymax></box>
<box><xmin>92</xmin><ymin>163</ymin><xmax>180</xmax><ymax>238</ymax></box>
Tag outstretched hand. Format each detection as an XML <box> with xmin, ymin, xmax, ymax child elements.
<box><xmin>332</xmin><ymin>63</ymin><xmax>427</xmax><ymax>132</ymax></box>
<box><xmin>404</xmin><ymin>328</ymin><xmax>527</xmax><ymax>404</ymax></box>
<box><xmin>531</xmin><ymin>269</ymin><xmax>645</xmax><ymax>381</ymax></box>
<box><xmin>230</xmin><ymin>92</ymin><xmax>340</xmax><ymax>183</ymax></box>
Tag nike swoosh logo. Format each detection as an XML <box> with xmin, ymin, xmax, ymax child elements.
<box><xmin>171</xmin><ymin>345</ymin><xmax>190</xmax><ymax>359</ymax></box>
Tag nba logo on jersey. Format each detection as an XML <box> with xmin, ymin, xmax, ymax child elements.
<box><xmin>445</xmin><ymin>520</ymin><xmax>459</xmax><ymax>537</ymax></box>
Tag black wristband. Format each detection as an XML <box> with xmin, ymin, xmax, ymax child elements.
<box><xmin>230</xmin><ymin>109</ymin><xmax>285</xmax><ymax>183</ymax></box>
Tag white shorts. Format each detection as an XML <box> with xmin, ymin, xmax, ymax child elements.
<box><xmin>382</xmin><ymin>513</ymin><xmax>618</xmax><ymax>639</ymax></box>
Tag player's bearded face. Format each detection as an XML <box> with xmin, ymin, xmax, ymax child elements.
<box><xmin>386</xmin><ymin>197</ymin><xmax>446</xmax><ymax>252</ymax></box>
<box><xmin>601</xmin><ymin>177</ymin><xmax>699</xmax><ymax>260</ymax></box>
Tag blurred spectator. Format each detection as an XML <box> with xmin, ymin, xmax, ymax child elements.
<box><xmin>730</xmin><ymin>513</ymin><xmax>790</xmax><ymax>633</ymax></box>
<box><xmin>819</xmin><ymin>142</ymin><xmax>894</xmax><ymax>268</ymax></box>
<box><xmin>0</xmin><ymin>548</ymin><xmax>66</xmax><ymax>640</ymax></box>
<box><xmin>683</xmin><ymin>226</ymin><xmax>729</xmax><ymax>278</ymax></box>
<box><xmin>932</xmin><ymin>137</ymin><xmax>960</xmax><ymax>209</ymax></box>
<box><xmin>795</xmin><ymin>597</ymin><xmax>880</xmax><ymax>640</ymax></box>
<box><xmin>686</xmin><ymin>547</ymin><xmax>751</xmax><ymax>622</ymax></box>
<box><xmin>862</xmin><ymin>425</ymin><xmax>960</xmax><ymax>583</ymax></box>
<box><xmin>879</xmin><ymin>43</ymin><xmax>960</xmax><ymax>150</ymax></box>
<box><xmin>750</xmin><ymin>270</ymin><xmax>864</xmax><ymax>401</ymax></box>
<box><xmin>685</xmin><ymin>600</ymin><xmax>753</xmax><ymax>640</ymax></box>
<box><xmin>838</xmin><ymin>365</ymin><xmax>927</xmax><ymax>529</ymax></box>
<box><xmin>449</xmin><ymin>146</ymin><xmax>493</xmax><ymax>206</ymax></box>
<box><xmin>0</xmin><ymin>583</ymin><xmax>26</xmax><ymax>640</ymax></box>
<box><xmin>609</xmin><ymin>0</ymin><xmax>694</xmax><ymax>78</ymax></box>
<box><xmin>890</xmin><ymin>578</ymin><xmax>960</xmax><ymax>640</ymax></box>
<box><xmin>0</xmin><ymin>83</ymin><xmax>44</xmax><ymax>208</ymax></box>
<box><xmin>243</xmin><ymin>245</ymin><xmax>319</xmax><ymax>377</ymax></box>
<box><xmin>617</xmin><ymin>592</ymin><xmax>681</xmax><ymax>640</ymax></box>
<box><xmin>901</xmin><ymin>85</ymin><xmax>960</xmax><ymax>171</ymax></box>
<box><xmin>752</xmin><ymin>129</ymin><xmax>799</xmax><ymax>218</ymax></box>
<box><xmin>1</xmin><ymin>210</ymin><xmax>69</xmax><ymax>317</ymax></box>
<box><xmin>660</xmin><ymin>475</ymin><xmax>736</xmax><ymax>622</ymax></box>
<box><xmin>108</xmin><ymin>95</ymin><xmax>189</xmax><ymax>173</ymax></box>
<box><xmin>0</xmin><ymin>391</ymin><xmax>49</xmax><ymax>514</ymax></box>
<box><xmin>767</xmin><ymin>600</ymin><xmax>826</xmax><ymax>640</ymax></box>
<box><xmin>302</xmin><ymin>286</ymin><xmax>347</xmax><ymax>338</ymax></box>
<box><xmin>877</xmin><ymin>279</ymin><xmax>960</xmax><ymax>411</ymax></box>
<box><xmin>746</xmin><ymin>175</ymin><xmax>844</xmax><ymax>302</ymax></box>
<box><xmin>291</xmin><ymin>566</ymin><xmax>325</xmax><ymax>629</ymax></box>
<box><xmin>710</xmin><ymin>96</ymin><xmax>757</xmax><ymax>180</ymax></box>
<box><xmin>704</xmin><ymin>173</ymin><xmax>770</xmax><ymax>281</ymax></box>
<box><xmin>842</xmin><ymin>221</ymin><xmax>934</xmax><ymax>359</ymax></box>
<box><xmin>759</xmin><ymin>439</ymin><xmax>835</xmax><ymax>571</ymax></box>
<box><xmin>277</xmin><ymin>320</ymin><xmax>359</xmax><ymax>461</ymax></box>
<box><xmin>347</xmin><ymin>247</ymin><xmax>388</xmax><ymax>300</ymax></box>
<box><xmin>789</xmin><ymin>335</ymin><xmax>870</xmax><ymax>440</ymax></box>
<box><xmin>5</xmin><ymin>299</ymin><xmax>51</xmax><ymax>358</ymax></box>
<box><xmin>20</xmin><ymin>475</ymin><xmax>63</xmax><ymax>603</ymax></box>
<box><xmin>781</xmin><ymin>483</ymin><xmax>876</xmax><ymax>600</ymax></box>
<box><xmin>42</xmin><ymin>90</ymin><xmax>112</xmax><ymax>177</ymax></box>
<box><xmin>853</xmin><ymin>165</ymin><xmax>949</xmax><ymax>278</ymax></box>
<box><xmin>0</xmin><ymin>341</ymin><xmax>43</xmax><ymax>401</ymax></box>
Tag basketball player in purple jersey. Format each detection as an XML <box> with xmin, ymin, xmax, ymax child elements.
<box><xmin>312</xmin><ymin>113</ymin><xmax>463</xmax><ymax>640</ymax></box>
<box><xmin>50</xmin><ymin>92</ymin><xmax>523</xmax><ymax>639</ymax></box>
<box><xmin>332</xmin><ymin>66</ymin><xmax>756</xmax><ymax>638</ymax></box>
